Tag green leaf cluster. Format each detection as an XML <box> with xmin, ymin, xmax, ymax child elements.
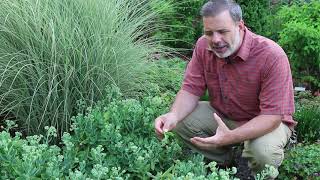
<box><xmin>279</xmin><ymin>143</ymin><xmax>320</xmax><ymax>180</ymax></box>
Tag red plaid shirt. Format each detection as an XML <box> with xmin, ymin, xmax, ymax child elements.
<box><xmin>182</xmin><ymin>28</ymin><xmax>296</xmax><ymax>127</ymax></box>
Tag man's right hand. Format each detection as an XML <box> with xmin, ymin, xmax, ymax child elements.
<box><xmin>154</xmin><ymin>112</ymin><xmax>179</xmax><ymax>139</ymax></box>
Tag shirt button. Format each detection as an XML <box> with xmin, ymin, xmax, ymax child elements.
<box><xmin>224</xmin><ymin>96</ymin><xmax>228</xmax><ymax>99</ymax></box>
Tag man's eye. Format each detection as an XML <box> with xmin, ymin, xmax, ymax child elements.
<box><xmin>219</xmin><ymin>31</ymin><xmax>228</xmax><ymax>34</ymax></box>
<box><xmin>204</xmin><ymin>31</ymin><xmax>213</xmax><ymax>36</ymax></box>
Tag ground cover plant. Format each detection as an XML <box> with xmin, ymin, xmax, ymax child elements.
<box><xmin>0</xmin><ymin>86</ymin><xmax>244</xmax><ymax>179</ymax></box>
<box><xmin>278</xmin><ymin>91</ymin><xmax>320</xmax><ymax>179</ymax></box>
<box><xmin>279</xmin><ymin>143</ymin><xmax>320</xmax><ymax>180</ymax></box>
<box><xmin>0</xmin><ymin>0</ymin><xmax>164</xmax><ymax>136</ymax></box>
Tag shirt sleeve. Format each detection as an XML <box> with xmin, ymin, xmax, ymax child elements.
<box><xmin>181</xmin><ymin>44</ymin><xmax>206</xmax><ymax>97</ymax></box>
<box><xmin>259</xmin><ymin>53</ymin><xmax>295</xmax><ymax>116</ymax></box>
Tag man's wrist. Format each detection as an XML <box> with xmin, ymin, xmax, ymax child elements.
<box><xmin>168</xmin><ymin>111</ymin><xmax>180</xmax><ymax>122</ymax></box>
<box><xmin>227</xmin><ymin>129</ymin><xmax>241</xmax><ymax>145</ymax></box>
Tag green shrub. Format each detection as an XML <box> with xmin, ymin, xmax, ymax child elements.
<box><xmin>275</xmin><ymin>0</ymin><xmax>320</xmax><ymax>91</ymax></box>
<box><xmin>294</xmin><ymin>96</ymin><xmax>320</xmax><ymax>143</ymax></box>
<box><xmin>279</xmin><ymin>143</ymin><xmax>320</xmax><ymax>180</ymax></box>
<box><xmin>0</xmin><ymin>86</ymin><xmax>242</xmax><ymax>179</ymax></box>
<box><xmin>147</xmin><ymin>58</ymin><xmax>186</xmax><ymax>94</ymax></box>
<box><xmin>236</xmin><ymin>0</ymin><xmax>271</xmax><ymax>36</ymax></box>
<box><xmin>0</xmin><ymin>0</ymin><xmax>164</xmax><ymax>136</ymax></box>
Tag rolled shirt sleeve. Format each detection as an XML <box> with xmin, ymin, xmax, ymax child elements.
<box><xmin>259</xmin><ymin>52</ymin><xmax>295</xmax><ymax>125</ymax></box>
<box><xmin>182</xmin><ymin>41</ymin><xmax>207</xmax><ymax>97</ymax></box>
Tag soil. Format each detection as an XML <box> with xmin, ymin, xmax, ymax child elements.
<box><xmin>233</xmin><ymin>148</ymin><xmax>255</xmax><ymax>180</ymax></box>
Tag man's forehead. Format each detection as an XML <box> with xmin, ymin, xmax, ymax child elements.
<box><xmin>203</xmin><ymin>11</ymin><xmax>235</xmax><ymax>29</ymax></box>
<box><xmin>203</xmin><ymin>10</ymin><xmax>233</xmax><ymax>22</ymax></box>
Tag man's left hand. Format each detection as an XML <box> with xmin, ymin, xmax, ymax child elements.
<box><xmin>190</xmin><ymin>113</ymin><xmax>234</xmax><ymax>150</ymax></box>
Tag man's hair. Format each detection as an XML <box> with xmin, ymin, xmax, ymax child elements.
<box><xmin>200</xmin><ymin>0</ymin><xmax>242</xmax><ymax>22</ymax></box>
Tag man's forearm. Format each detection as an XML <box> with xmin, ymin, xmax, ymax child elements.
<box><xmin>170</xmin><ymin>90</ymin><xmax>200</xmax><ymax>122</ymax></box>
<box><xmin>229</xmin><ymin>115</ymin><xmax>282</xmax><ymax>144</ymax></box>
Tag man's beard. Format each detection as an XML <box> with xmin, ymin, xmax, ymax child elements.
<box><xmin>212</xmin><ymin>30</ymin><xmax>241</xmax><ymax>58</ymax></box>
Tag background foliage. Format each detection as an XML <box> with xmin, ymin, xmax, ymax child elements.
<box><xmin>151</xmin><ymin>0</ymin><xmax>205</xmax><ymax>54</ymax></box>
<box><xmin>147</xmin><ymin>58</ymin><xmax>186</xmax><ymax>94</ymax></box>
<box><xmin>236</xmin><ymin>0</ymin><xmax>271</xmax><ymax>36</ymax></box>
<box><xmin>275</xmin><ymin>0</ymin><xmax>320</xmax><ymax>91</ymax></box>
<box><xmin>0</xmin><ymin>0</ymin><xmax>163</xmax><ymax>136</ymax></box>
<box><xmin>294</xmin><ymin>92</ymin><xmax>320</xmax><ymax>143</ymax></box>
<box><xmin>152</xmin><ymin>0</ymin><xmax>273</xmax><ymax>54</ymax></box>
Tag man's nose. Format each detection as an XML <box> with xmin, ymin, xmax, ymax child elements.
<box><xmin>211</xmin><ymin>33</ymin><xmax>223</xmax><ymax>44</ymax></box>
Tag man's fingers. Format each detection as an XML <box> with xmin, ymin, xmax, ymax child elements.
<box><xmin>190</xmin><ymin>137</ymin><xmax>213</xmax><ymax>149</ymax></box>
<box><xmin>154</xmin><ymin>119</ymin><xmax>164</xmax><ymax>140</ymax></box>
<box><xmin>162</xmin><ymin>117</ymin><xmax>176</xmax><ymax>132</ymax></box>
<box><xmin>191</xmin><ymin>136</ymin><xmax>213</xmax><ymax>144</ymax></box>
<box><xmin>155</xmin><ymin>117</ymin><xmax>164</xmax><ymax>134</ymax></box>
<box><xmin>162</xmin><ymin>122</ymin><xmax>173</xmax><ymax>132</ymax></box>
<box><xmin>155</xmin><ymin>130</ymin><xmax>164</xmax><ymax>140</ymax></box>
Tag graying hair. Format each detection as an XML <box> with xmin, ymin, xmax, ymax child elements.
<box><xmin>200</xmin><ymin>0</ymin><xmax>242</xmax><ymax>22</ymax></box>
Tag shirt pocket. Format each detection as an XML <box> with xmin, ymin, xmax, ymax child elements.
<box><xmin>235</xmin><ymin>79</ymin><xmax>260</xmax><ymax>107</ymax></box>
<box><xmin>204</xmin><ymin>71</ymin><xmax>220</xmax><ymax>101</ymax></box>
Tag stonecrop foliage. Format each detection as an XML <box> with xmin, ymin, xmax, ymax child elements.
<box><xmin>0</xmin><ymin>0</ymin><xmax>163</xmax><ymax>136</ymax></box>
<box><xmin>0</xmin><ymin>86</ymin><xmax>241</xmax><ymax>179</ymax></box>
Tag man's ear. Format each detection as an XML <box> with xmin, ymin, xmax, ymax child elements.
<box><xmin>238</xmin><ymin>20</ymin><xmax>245</xmax><ymax>30</ymax></box>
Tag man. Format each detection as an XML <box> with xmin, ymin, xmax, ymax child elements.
<box><xmin>154</xmin><ymin>0</ymin><xmax>296</xmax><ymax>178</ymax></box>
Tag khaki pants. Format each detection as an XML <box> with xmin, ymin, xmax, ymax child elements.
<box><xmin>174</xmin><ymin>102</ymin><xmax>292</xmax><ymax>178</ymax></box>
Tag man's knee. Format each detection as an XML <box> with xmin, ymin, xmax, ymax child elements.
<box><xmin>246</xmin><ymin>140</ymin><xmax>284</xmax><ymax>168</ymax></box>
<box><xmin>174</xmin><ymin>101</ymin><xmax>216</xmax><ymax>138</ymax></box>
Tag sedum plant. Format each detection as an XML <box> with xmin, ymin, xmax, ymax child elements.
<box><xmin>0</xmin><ymin>86</ymin><xmax>242</xmax><ymax>179</ymax></box>
<box><xmin>0</xmin><ymin>0</ymin><xmax>164</xmax><ymax>136</ymax></box>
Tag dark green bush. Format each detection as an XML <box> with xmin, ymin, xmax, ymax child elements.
<box><xmin>236</xmin><ymin>0</ymin><xmax>271</xmax><ymax>36</ymax></box>
<box><xmin>275</xmin><ymin>0</ymin><xmax>320</xmax><ymax>91</ymax></box>
<box><xmin>279</xmin><ymin>143</ymin><xmax>320</xmax><ymax>180</ymax></box>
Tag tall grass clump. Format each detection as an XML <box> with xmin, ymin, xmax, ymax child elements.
<box><xmin>294</xmin><ymin>96</ymin><xmax>320</xmax><ymax>143</ymax></box>
<box><xmin>0</xmin><ymin>0</ymin><xmax>164</xmax><ymax>136</ymax></box>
